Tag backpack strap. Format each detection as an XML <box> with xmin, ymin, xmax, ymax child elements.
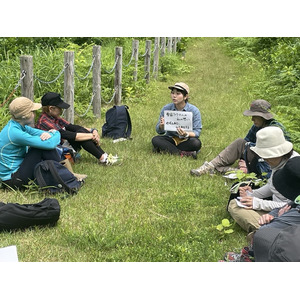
<box><xmin>124</xmin><ymin>105</ymin><xmax>132</xmax><ymax>138</ymax></box>
<box><xmin>47</xmin><ymin>160</ymin><xmax>75</xmax><ymax>194</ymax></box>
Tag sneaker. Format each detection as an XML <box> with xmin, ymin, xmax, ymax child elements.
<box><xmin>223</xmin><ymin>252</ymin><xmax>242</xmax><ymax>262</ymax></box>
<box><xmin>190</xmin><ymin>161</ymin><xmax>215</xmax><ymax>176</ymax></box>
<box><xmin>73</xmin><ymin>173</ymin><xmax>88</xmax><ymax>181</ymax></box>
<box><xmin>102</xmin><ymin>154</ymin><xmax>122</xmax><ymax>166</ymax></box>
<box><xmin>180</xmin><ymin>151</ymin><xmax>197</xmax><ymax>159</ymax></box>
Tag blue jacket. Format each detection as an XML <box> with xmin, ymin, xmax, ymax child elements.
<box><xmin>0</xmin><ymin>119</ymin><xmax>61</xmax><ymax>181</ymax></box>
<box><xmin>155</xmin><ymin>102</ymin><xmax>202</xmax><ymax>138</ymax></box>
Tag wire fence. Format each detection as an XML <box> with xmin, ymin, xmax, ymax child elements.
<box><xmin>4</xmin><ymin>37</ymin><xmax>181</xmax><ymax>122</ymax></box>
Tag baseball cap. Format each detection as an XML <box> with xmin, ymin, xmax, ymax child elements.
<box><xmin>41</xmin><ymin>92</ymin><xmax>70</xmax><ymax>109</ymax></box>
<box><xmin>9</xmin><ymin>97</ymin><xmax>42</xmax><ymax>119</ymax></box>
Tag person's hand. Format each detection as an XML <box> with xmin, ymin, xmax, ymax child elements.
<box><xmin>258</xmin><ymin>214</ymin><xmax>274</xmax><ymax>225</ymax></box>
<box><xmin>159</xmin><ymin>117</ymin><xmax>165</xmax><ymax>130</ymax></box>
<box><xmin>240</xmin><ymin>196</ymin><xmax>253</xmax><ymax>209</ymax></box>
<box><xmin>177</xmin><ymin>127</ymin><xmax>186</xmax><ymax>137</ymax></box>
<box><xmin>278</xmin><ymin>204</ymin><xmax>291</xmax><ymax>217</ymax></box>
<box><xmin>40</xmin><ymin>132</ymin><xmax>52</xmax><ymax>141</ymax></box>
<box><xmin>239</xmin><ymin>185</ymin><xmax>253</xmax><ymax>197</ymax></box>
<box><xmin>91</xmin><ymin>130</ymin><xmax>100</xmax><ymax>145</ymax></box>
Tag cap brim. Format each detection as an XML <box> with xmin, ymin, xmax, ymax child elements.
<box><xmin>243</xmin><ymin>110</ymin><xmax>274</xmax><ymax>120</ymax></box>
<box><xmin>32</xmin><ymin>103</ymin><xmax>42</xmax><ymax>111</ymax></box>
<box><xmin>56</xmin><ymin>102</ymin><xmax>70</xmax><ymax>109</ymax></box>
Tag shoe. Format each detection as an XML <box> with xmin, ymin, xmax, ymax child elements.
<box><xmin>223</xmin><ymin>252</ymin><xmax>242</xmax><ymax>262</ymax></box>
<box><xmin>180</xmin><ymin>151</ymin><xmax>197</xmax><ymax>159</ymax></box>
<box><xmin>73</xmin><ymin>173</ymin><xmax>88</xmax><ymax>181</ymax></box>
<box><xmin>102</xmin><ymin>154</ymin><xmax>122</xmax><ymax>166</ymax></box>
<box><xmin>190</xmin><ymin>161</ymin><xmax>215</xmax><ymax>176</ymax></box>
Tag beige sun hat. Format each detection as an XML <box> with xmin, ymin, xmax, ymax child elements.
<box><xmin>9</xmin><ymin>97</ymin><xmax>42</xmax><ymax>120</ymax></box>
<box><xmin>168</xmin><ymin>82</ymin><xmax>190</xmax><ymax>94</ymax></box>
<box><xmin>243</xmin><ymin>99</ymin><xmax>274</xmax><ymax>120</ymax></box>
<box><xmin>250</xmin><ymin>126</ymin><xmax>293</xmax><ymax>159</ymax></box>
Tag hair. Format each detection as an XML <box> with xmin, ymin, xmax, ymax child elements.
<box><xmin>282</xmin><ymin>149</ymin><xmax>294</xmax><ymax>160</ymax></box>
<box><xmin>42</xmin><ymin>106</ymin><xmax>51</xmax><ymax>114</ymax></box>
<box><xmin>171</xmin><ymin>88</ymin><xmax>189</xmax><ymax>102</ymax></box>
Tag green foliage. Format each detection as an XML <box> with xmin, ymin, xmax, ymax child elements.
<box><xmin>221</xmin><ymin>37</ymin><xmax>300</xmax><ymax>152</ymax></box>
<box><xmin>216</xmin><ymin>218</ymin><xmax>234</xmax><ymax>236</ymax></box>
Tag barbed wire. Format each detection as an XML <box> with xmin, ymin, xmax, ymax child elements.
<box><xmin>74</xmin><ymin>56</ymin><xmax>95</xmax><ymax>80</ymax></box>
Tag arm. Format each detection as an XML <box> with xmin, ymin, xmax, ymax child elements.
<box><xmin>155</xmin><ymin>108</ymin><xmax>166</xmax><ymax>134</ymax></box>
<box><xmin>13</xmin><ymin>127</ymin><xmax>61</xmax><ymax>150</ymax></box>
<box><xmin>191</xmin><ymin>107</ymin><xmax>202</xmax><ymax>138</ymax></box>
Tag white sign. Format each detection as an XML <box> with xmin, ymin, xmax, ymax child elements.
<box><xmin>164</xmin><ymin>110</ymin><xmax>193</xmax><ymax>132</ymax></box>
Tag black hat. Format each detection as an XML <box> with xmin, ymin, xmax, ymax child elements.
<box><xmin>273</xmin><ymin>156</ymin><xmax>300</xmax><ymax>201</ymax></box>
<box><xmin>41</xmin><ymin>92</ymin><xmax>70</xmax><ymax>109</ymax></box>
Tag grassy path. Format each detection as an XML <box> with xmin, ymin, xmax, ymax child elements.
<box><xmin>0</xmin><ymin>38</ymin><xmax>261</xmax><ymax>261</ymax></box>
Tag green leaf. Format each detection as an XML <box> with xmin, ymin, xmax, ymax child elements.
<box><xmin>221</xmin><ymin>219</ymin><xmax>231</xmax><ymax>227</ymax></box>
<box><xmin>216</xmin><ymin>224</ymin><xmax>223</xmax><ymax>231</ymax></box>
<box><xmin>224</xmin><ymin>229</ymin><xmax>234</xmax><ymax>234</ymax></box>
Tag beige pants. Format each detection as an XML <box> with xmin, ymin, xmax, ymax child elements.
<box><xmin>228</xmin><ymin>200</ymin><xmax>268</xmax><ymax>233</ymax></box>
<box><xmin>211</xmin><ymin>138</ymin><xmax>246</xmax><ymax>173</ymax></box>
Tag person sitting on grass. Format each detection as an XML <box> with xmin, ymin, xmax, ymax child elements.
<box><xmin>0</xmin><ymin>97</ymin><xmax>61</xmax><ymax>190</ymax></box>
<box><xmin>227</xmin><ymin>126</ymin><xmax>299</xmax><ymax>234</ymax></box>
<box><xmin>222</xmin><ymin>156</ymin><xmax>300</xmax><ymax>262</ymax></box>
<box><xmin>36</xmin><ymin>92</ymin><xmax>121</xmax><ymax>166</ymax></box>
<box><xmin>152</xmin><ymin>82</ymin><xmax>202</xmax><ymax>159</ymax></box>
<box><xmin>190</xmin><ymin>99</ymin><xmax>290</xmax><ymax>177</ymax></box>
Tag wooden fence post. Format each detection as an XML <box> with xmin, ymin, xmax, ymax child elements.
<box><xmin>172</xmin><ymin>37</ymin><xmax>177</xmax><ymax>53</ymax></box>
<box><xmin>114</xmin><ymin>47</ymin><xmax>122</xmax><ymax>106</ymax></box>
<box><xmin>160</xmin><ymin>37</ymin><xmax>166</xmax><ymax>57</ymax></box>
<box><xmin>144</xmin><ymin>40</ymin><xmax>151</xmax><ymax>84</ymax></box>
<box><xmin>93</xmin><ymin>45</ymin><xmax>101</xmax><ymax>118</ymax></box>
<box><xmin>153</xmin><ymin>37</ymin><xmax>160</xmax><ymax>80</ymax></box>
<box><xmin>20</xmin><ymin>55</ymin><xmax>34</xmax><ymax>101</ymax></box>
<box><xmin>133</xmin><ymin>40</ymin><xmax>139</xmax><ymax>82</ymax></box>
<box><xmin>64</xmin><ymin>51</ymin><xmax>74</xmax><ymax>123</ymax></box>
<box><xmin>167</xmin><ymin>37</ymin><xmax>172</xmax><ymax>53</ymax></box>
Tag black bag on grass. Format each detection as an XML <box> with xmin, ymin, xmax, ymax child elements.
<box><xmin>34</xmin><ymin>160</ymin><xmax>83</xmax><ymax>194</ymax></box>
<box><xmin>102</xmin><ymin>105</ymin><xmax>132</xmax><ymax>139</ymax></box>
<box><xmin>0</xmin><ymin>198</ymin><xmax>60</xmax><ymax>231</ymax></box>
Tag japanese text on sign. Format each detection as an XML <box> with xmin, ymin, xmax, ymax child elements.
<box><xmin>164</xmin><ymin>110</ymin><xmax>193</xmax><ymax>132</ymax></box>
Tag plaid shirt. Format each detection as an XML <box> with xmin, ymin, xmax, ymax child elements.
<box><xmin>36</xmin><ymin>113</ymin><xmax>70</xmax><ymax>131</ymax></box>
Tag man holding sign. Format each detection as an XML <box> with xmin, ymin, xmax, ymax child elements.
<box><xmin>152</xmin><ymin>82</ymin><xmax>202</xmax><ymax>158</ymax></box>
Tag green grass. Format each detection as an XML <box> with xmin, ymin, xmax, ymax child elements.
<box><xmin>0</xmin><ymin>38</ymin><xmax>262</xmax><ymax>261</ymax></box>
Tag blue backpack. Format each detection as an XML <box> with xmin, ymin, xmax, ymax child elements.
<box><xmin>34</xmin><ymin>160</ymin><xmax>83</xmax><ymax>194</ymax></box>
<box><xmin>102</xmin><ymin>105</ymin><xmax>132</xmax><ymax>140</ymax></box>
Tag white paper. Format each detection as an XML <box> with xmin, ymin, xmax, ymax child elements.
<box><xmin>0</xmin><ymin>245</ymin><xmax>18</xmax><ymax>262</ymax></box>
<box><xmin>164</xmin><ymin>110</ymin><xmax>193</xmax><ymax>132</ymax></box>
<box><xmin>235</xmin><ymin>198</ymin><xmax>248</xmax><ymax>208</ymax></box>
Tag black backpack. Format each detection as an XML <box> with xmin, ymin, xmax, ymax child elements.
<box><xmin>0</xmin><ymin>198</ymin><xmax>60</xmax><ymax>232</ymax></box>
<box><xmin>102</xmin><ymin>105</ymin><xmax>132</xmax><ymax>139</ymax></box>
<box><xmin>34</xmin><ymin>160</ymin><xmax>83</xmax><ymax>194</ymax></box>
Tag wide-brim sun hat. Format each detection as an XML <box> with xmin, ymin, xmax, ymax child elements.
<box><xmin>168</xmin><ymin>82</ymin><xmax>190</xmax><ymax>94</ymax></box>
<box><xmin>243</xmin><ymin>99</ymin><xmax>274</xmax><ymax>120</ymax></box>
<box><xmin>250</xmin><ymin>126</ymin><xmax>293</xmax><ymax>159</ymax></box>
<box><xmin>9</xmin><ymin>97</ymin><xmax>42</xmax><ymax>119</ymax></box>
<box><xmin>41</xmin><ymin>92</ymin><xmax>70</xmax><ymax>109</ymax></box>
<box><xmin>272</xmin><ymin>156</ymin><xmax>300</xmax><ymax>201</ymax></box>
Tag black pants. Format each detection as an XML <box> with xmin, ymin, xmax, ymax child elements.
<box><xmin>68</xmin><ymin>127</ymin><xmax>105</xmax><ymax>160</ymax></box>
<box><xmin>2</xmin><ymin>147</ymin><xmax>60</xmax><ymax>190</ymax></box>
<box><xmin>152</xmin><ymin>135</ymin><xmax>201</xmax><ymax>155</ymax></box>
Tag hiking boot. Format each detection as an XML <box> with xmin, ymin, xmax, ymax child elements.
<box><xmin>180</xmin><ymin>151</ymin><xmax>198</xmax><ymax>159</ymax></box>
<box><xmin>101</xmin><ymin>154</ymin><xmax>122</xmax><ymax>166</ymax></box>
<box><xmin>190</xmin><ymin>161</ymin><xmax>215</xmax><ymax>176</ymax></box>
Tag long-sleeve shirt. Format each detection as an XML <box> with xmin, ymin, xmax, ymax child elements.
<box><xmin>155</xmin><ymin>102</ymin><xmax>202</xmax><ymax>138</ymax></box>
<box><xmin>244</xmin><ymin>119</ymin><xmax>291</xmax><ymax>143</ymax></box>
<box><xmin>0</xmin><ymin>119</ymin><xmax>61</xmax><ymax>181</ymax></box>
<box><xmin>36</xmin><ymin>113</ymin><xmax>85</xmax><ymax>142</ymax></box>
<box><xmin>251</xmin><ymin>151</ymin><xmax>300</xmax><ymax>211</ymax></box>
